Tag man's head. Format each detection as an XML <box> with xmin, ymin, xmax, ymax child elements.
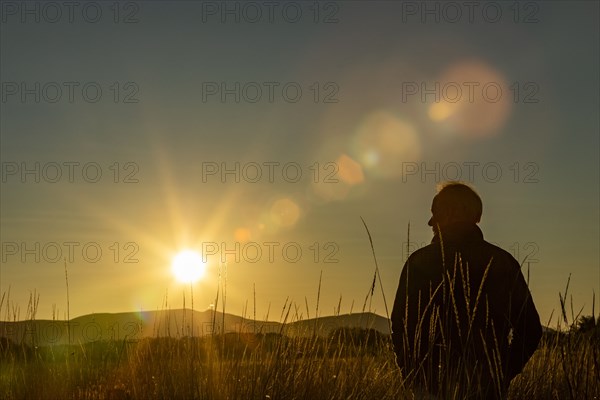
<box><xmin>428</xmin><ymin>182</ymin><xmax>482</xmax><ymax>228</ymax></box>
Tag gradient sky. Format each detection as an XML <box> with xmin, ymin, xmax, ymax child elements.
<box><xmin>1</xmin><ymin>1</ymin><xmax>598</xmax><ymax>328</ymax></box>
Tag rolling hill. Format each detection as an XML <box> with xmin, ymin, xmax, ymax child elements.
<box><xmin>0</xmin><ymin>309</ymin><xmax>391</xmax><ymax>346</ymax></box>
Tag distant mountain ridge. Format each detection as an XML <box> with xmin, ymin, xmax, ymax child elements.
<box><xmin>0</xmin><ymin>310</ymin><xmax>391</xmax><ymax>346</ymax></box>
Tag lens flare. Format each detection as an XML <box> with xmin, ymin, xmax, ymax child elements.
<box><xmin>336</xmin><ymin>154</ymin><xmax>364</xmax><ymax>185</ymax></box>
<box><xmin>353</xmin><ymin>111</ymin><xmax>421</xmax><ymax>178</ymax></box>
<box><xmin>270</xmin><ymin>197</ymin><xmax>301</xmax><ymax>228</ymax></box>
<box><xmin>234</xmin><ymin>227</ymin><xmax>252</xmax><ymax>243</ymax></box>
<box><xmin>431</xmin><ymin>59</ymin><xmax>512</xmax><ymax>137</ymax></box>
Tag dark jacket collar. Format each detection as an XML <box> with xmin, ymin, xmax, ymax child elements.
<box><xmin>431</xmin><ymin>222</ymin><xmax>484</xmax><ymax>245</ymax></box>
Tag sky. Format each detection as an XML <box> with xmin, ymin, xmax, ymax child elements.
<box><xmin>1</xmin><ymin>1</ymin><xmax>598</xmax><ymax>329</ymax></box>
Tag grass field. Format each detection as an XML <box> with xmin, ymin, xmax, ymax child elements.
<box><xmin>2</xmin><ymin>234</ymin><xmax>598</xmax><ymax>399</ymax></box>
<box><xmin>1</xmin><ymin>302</ymin><xmax>598</xmax><ymax>399</ymax></box>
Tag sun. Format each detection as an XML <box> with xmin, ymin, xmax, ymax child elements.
<box><xmin>171</xmin><ymin>250</ymin><xmax>206</xmax><ymax>283</ymax></box>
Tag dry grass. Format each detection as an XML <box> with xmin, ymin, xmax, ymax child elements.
<box><xmin>1</xmin><ymin>227</ymin><xmax>598</xmax><ymax>399</ymax></box>
<box><xmin>1</xmin><ymin>284</ymin><xmax>598</xmax><ymax>400</ymax></box>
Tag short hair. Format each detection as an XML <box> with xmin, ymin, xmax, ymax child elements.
<box><xmin>431</xmin><ymin>181</ymin><xmax>482</xmax><ymax>223</ymax></box>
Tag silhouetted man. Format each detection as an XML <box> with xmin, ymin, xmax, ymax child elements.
<box><xmin>391</xmin><ymin>182</ymin><xmax>542</xmax><ymax>399</ymax></box>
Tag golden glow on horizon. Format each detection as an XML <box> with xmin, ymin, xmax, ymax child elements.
<box><xmin>171</xmin><ymin>250</ymin><xmax>206</xmax><ymax>283</ymax></box>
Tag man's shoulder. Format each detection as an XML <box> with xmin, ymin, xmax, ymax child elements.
<box><xmin>482</xmin><ymin>240</ymin><xmax>519</xmax><ymax>261</ymax></box>
<box><xmin>402</xmin><ymin>243</ymin><xmax>444</xmax><ymax>281</ymax></box>
<box><xmin>406</xmin><ymin>239</ymin><xmax>520</xmax><ymax>268</ymax></box>
<box><xmin>478</xmin><ymin>240</ymin><xmax>524</xmax><ymax>274</ymax></box>
<box><xmin>406</xmin><ymin>242</ymin><xmax>441</xmax><ymax>264</ymax></box>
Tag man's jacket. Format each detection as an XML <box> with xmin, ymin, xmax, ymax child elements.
<box><xmin>391</xmin><ymin>222</ymin><xmax>542</xmax><ymax>396</ymax></box>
